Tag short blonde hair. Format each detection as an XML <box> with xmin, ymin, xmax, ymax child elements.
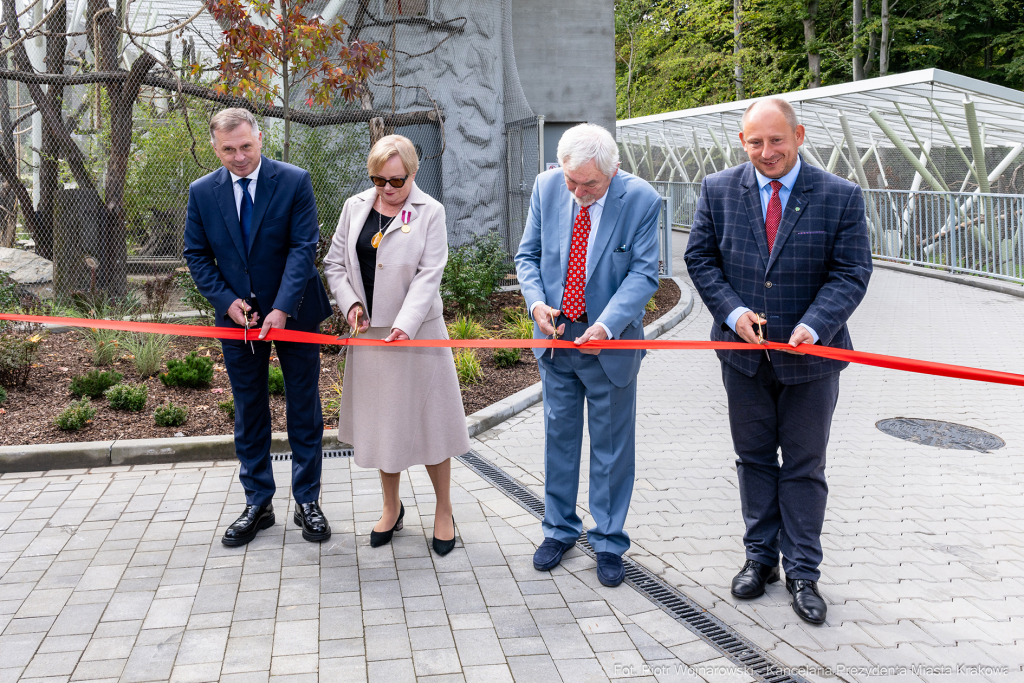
<box><xmin>367</xmin><ymin>135</ymin><xmax>419</xmax><ymax>177</ymax></box>
<box><xmin>209</xmin><ymin>108</ymin><xmax>260</xmax><ymax>144</ymax></box>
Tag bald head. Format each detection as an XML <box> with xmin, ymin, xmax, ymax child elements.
<box><xmin>741</xmin><ymin>98</ymin><xmax>799</xmax><ymax>132</ymax></box>
<box><xmin>738</xmin><ymin>98</ymin><xmax>805</xmax><ymax>179</ymax></box>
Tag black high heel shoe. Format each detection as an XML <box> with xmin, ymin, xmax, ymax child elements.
<box><xmin>432</xmin><ymin>513</ymin><xmax>456</xmax><ymax>556</ymax></box>
<box><xmin>369</xmin><ymin>502</ymin><xmax>404</xmax><ymax>548</ymax></box>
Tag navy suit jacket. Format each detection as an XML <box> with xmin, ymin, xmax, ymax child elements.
<box><xmin>684</xmin><ymin>157</ymin><xmax>872</xmax><ymax>384</ymax></box>
<box><xmin>183</xmin><ymin>155</ymin><xmax>332</xmax><ymax>332</ymax></box>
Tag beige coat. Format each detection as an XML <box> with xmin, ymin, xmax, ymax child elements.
<box><xmin>323</xmin><ymin>183</ymin><xmax>470</xmax><ymax>472</ymax></box>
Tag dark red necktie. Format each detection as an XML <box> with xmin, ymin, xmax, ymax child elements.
<box><xmin>765</xmin><ymin>180</ymin><xmax>782</xmax><ymax>253</ymax></box>
<box><xmin>561</xmin><ymin>206</ymin><xmax>591</xmax><ymax>320</ymax></box>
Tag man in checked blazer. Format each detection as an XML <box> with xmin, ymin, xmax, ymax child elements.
<box><xmin>685</xmin><ymin>98</ymin><xmax>872</xmax><ymax>624</ymax></box>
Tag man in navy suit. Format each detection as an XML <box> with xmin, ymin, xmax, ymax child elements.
<box><xmin>516</xmin><ymin>124</ymin><xmax>661</xmax><ymax>587</ymax></box>
<box><xmin>184</xmin><ymin>108</ymin><xmax>334</xmax><ymax>547</ymax></box>
<box><xmin>685</xmin><ymin>99</ymin><xmax>872</xmax><ymax>624</ymax></box>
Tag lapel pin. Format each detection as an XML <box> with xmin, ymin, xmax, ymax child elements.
<box><xmin>794</xmin><ymin>207</ymin><xmax>801</xmax><ymax>211</ymax></box>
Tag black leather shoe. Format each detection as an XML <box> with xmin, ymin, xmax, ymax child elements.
<box><xmin>222</xmin><ymin>503</ymin><xmax>275</xmax><ymax>546</ymax></box>
<box><xmin>533</xmin><ymin>538</ymin><xmax>574</xmax><ymax>571</ymax></box>
<box><xmin>369</xmin><ymin>502</ymin><xmax>404</xmax><ymax>548</ymax></box>
<box><xmin>596</xmin><ymin>552</ymin><xmax>625</xmax><ymax>587</ymax></box>
<box><xmin>787</xmin><ymin>579</ymin><xmax>827</xmax><ymax>624</ymax></box>
<box><xmin>730</xmin><ymin>559</ymin><xmax>780</xmax><ymax>598</ymax></box>
<box><xmin>293</xmin><ymin>501</ymin><xmax>332</xmax><ymax>542</ymax></box>
<box><xmin>432</xmin><ymin>514</ymin><xmax>457</xmax><ymax>557</ymax></box>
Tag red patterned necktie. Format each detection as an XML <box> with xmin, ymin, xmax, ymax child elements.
<box><xmin>765</xmin><ymin>180</ymin><xmax>782</xmax><ymax>253</ymax></box>
<box><xmin>561</xmin><ymin>205</ymin><xmax>591</xmax><ymax>320</ymax></box>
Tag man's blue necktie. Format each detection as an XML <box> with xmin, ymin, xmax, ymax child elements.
<box><xmin>237</xmin><ymin>177</ymin><xmax>253</xmax><ymax>253</ymax></box>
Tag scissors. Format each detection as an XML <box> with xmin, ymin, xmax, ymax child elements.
<box><xmin>549</xmin><ymin>309</ymin><xmax>559</xmax><ymax>359</ymax></box>
<box><xmin>351</xmin><ymin>306</ymin><xmax>363</xmax><ymax>339</ymax></box>
<box><xmin>755</xmin><ymin>315</ymin><xmax>770</xmax><ymax>363</ymax></box>
<box><xmin>241</xmin><ymin>301</ymin><xmax>255</xmax><ymax>354</ymax></box>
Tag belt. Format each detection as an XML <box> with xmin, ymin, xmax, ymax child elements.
<box><xmin>561</xmin><ymin>311</ymin><xmax>588</xmax><ymax>324</ymax></box>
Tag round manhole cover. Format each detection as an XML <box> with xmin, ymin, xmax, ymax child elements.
<box><xmin>876</xmin><ymin>418</ymin><xmax>1005</xmax><ymax>452</ymax></box>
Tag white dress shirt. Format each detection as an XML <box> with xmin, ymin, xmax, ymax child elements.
<box><xmin>530</xmin><ymin>191</ymin><xmax>613</xmax><ymax>339</ymax></box>
<box><xmin>229</xmin><ymin>159</ymin><xmax>261</xmax><ymax>218</ymax></box>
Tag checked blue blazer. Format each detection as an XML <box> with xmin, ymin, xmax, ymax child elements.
<box><xmin>684</xmin><ymin>156</ymin><xmax>873</xmax><ymax>384</ymax></box>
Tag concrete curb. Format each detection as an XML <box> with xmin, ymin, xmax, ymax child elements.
<box><xmin>0</xmin><ymin>279</ymin><xmax>694</xmax><ymax>473</ymax></box>
<box><xmin>872</xmin><ymin>259</ymin><xmax>1024</xmax><ymax>299</ymax></box>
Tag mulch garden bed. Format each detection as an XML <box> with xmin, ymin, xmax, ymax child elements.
<box><xmin>0</xmin><ymin>279</ymin><xmax>679</xmax><ymax>446</ymax></box>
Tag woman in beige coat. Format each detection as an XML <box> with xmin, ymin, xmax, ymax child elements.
<box><xmin>323</xmin><ymin>135</ymin><xmax>470</xmax><ymax>556</ymax></box>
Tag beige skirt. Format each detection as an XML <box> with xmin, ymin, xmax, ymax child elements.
<box><xmin>338</xmin><ymin>315</ymin><xmax>471</xmax><ymax>473</ymax></box>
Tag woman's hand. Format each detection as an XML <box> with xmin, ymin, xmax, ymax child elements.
<box><xmin>384</xmin><ymin>328</ymin><xmax>410</xmax><ymax>343</ymax></box>
<box><xmin>347</xmin><ymin>304</ymin><xmax>369</xmax><ymax>333</ymax></box>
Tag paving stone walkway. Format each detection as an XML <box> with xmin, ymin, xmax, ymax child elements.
<box><xmin>475</xmin><ymin>236</ymin><xmax>1024</xmax><ymax>682</ymax></box>
<box><xmin>3</xmin><ymin>236</ymin><xmax>1024</xmax><ymax>682</ymax></box>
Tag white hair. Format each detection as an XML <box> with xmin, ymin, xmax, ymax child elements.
<box><xmin>556</xmin><ymin>123</ymin><xmax>620</xmax><ymax>177</ymax></box>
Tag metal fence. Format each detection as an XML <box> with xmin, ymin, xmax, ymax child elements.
<box><xmin>653</xmin><ymin>181</ymin><xmax>1024</xmax><ymax>285</ymax></box>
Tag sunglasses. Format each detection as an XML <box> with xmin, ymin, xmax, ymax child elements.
<box><xmin>370</xmin><ymin>175</ymin><xmax>408</xmax><ymax>188</ymax></box>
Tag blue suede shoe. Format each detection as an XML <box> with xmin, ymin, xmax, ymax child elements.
<box><xmin>596</xmin><ymin>552</ymin><xmax>625</xmax><ymax>587</ymax></box>
<box><xmin>533</xmin><ymin>538</ymin><xmax>574</xmax><ymax>571</ymax></box>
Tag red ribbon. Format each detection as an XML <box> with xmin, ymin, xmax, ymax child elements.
<box><xmin>2</xmin><ymin>312</ymin><xmax>1023</xmax><ymax>388</ymax></box>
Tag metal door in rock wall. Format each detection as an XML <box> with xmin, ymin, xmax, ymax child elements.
<box><xmin>502</xmin><ymin>116</ymin><xmax>539</xmax><ymax>286</ymax></box>
<box><xmin>397</xmin><ymin>123</ymin><xmax>443</xmax><ymax>204</ymax></box>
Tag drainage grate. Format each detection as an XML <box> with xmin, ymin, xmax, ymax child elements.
<box><xmin>271</xmin><ymin>448</ymin><xmax>353</xmax><ymax>462</ymax></box>
<box><xmin>876</xmin><ymin>418</ymin><xmax>1004</xmax><ymax>452</ymax></box>
<box><xmin>456</xmin><ymin>450</ymin><xmax>810</xmax><ymax>683</ymax></box>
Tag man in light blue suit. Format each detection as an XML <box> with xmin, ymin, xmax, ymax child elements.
<box><xmin>515</xmin><ymin>124</ymin><xmax>661</xmax><ymax>587</ymax></box>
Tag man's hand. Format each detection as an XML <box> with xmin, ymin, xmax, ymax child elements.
<box><xmin>782</xmin><ymin>326</ymin><xmax>815</xmax><ymax>354</ymax></box>
<box><xmin>347</xmin><ymin>304</ymin><xmax>369</xmax><ymax>334</ymax></box>
<box><xmin>735</xmin><ymin>311</ymin><xmax>767</xmax><ymax>345</ymax></box>
<box><xmin>384</xmin><ymin>328</ymin><xmax>409</xmax><ymax>343</ymax></box>
<box><xmin>228</xmin><ymin>298</ymin><xmax>259</xmax><ymax>328</ymax></box>
<box><xmin>574</xmin><ymin>324</ymin><xmax>608</xmax><ymax>355</ymax></box>
<box><xmin>533</xmin><ymin>303</ymin><xmax>565</xmax><ymax>338</ymax></box>
<box><xmin>258</xmin><ymin>309</ymin><xmax>288</xmax><ymax>340</ymax></box>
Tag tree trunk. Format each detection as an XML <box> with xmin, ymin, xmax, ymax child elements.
<box><xmin>803</xmin><ymin>0</ymin><xmax>821</xmax><ymax>88</ymax></box>
<box><xmin>283</xmin><ymin>55</ymin><xmax>290</xmax><ymax>164</ymax></box>
<box><xmin>852</xmin><ymin>0</ymin><xmax>864</xmax><ymax>80</ymax></box>
<box><xmin>984</xmin><ymin>18</ymin><xmax>993</xmax><ymax>69</ymax></box>
<box><xmin>36</xmin><ymin>0</ymin><xmax>67</xmax><ymax>262</ymax></box>
<box><xmin>864</xmin><ymin>0</ymin><xmax>877</xmax><ymax>75</ymax></box>
<box><xmin>879</xmin><ymin>0</ymin><xmax>890</xmax><ymax>76</ymax></box>
<box><xmin>734</xmin><ymin>0</ymin><xmax>744</xmax><ymax>99</ymax></box>
<box><xmin>0</xmin><ymin>67</ymin><xmax>17</xmax><ymax>249</ymax></box>
<box><xmin>624</xmin><ymin>30</ymin><xmax>635</xmax><ymax>118</ymax></box>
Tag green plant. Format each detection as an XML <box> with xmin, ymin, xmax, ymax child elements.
<box><xmin>218</xmin><ymin>398</ymin><xmax>235</xmax><ymax>421</ymax></box>
<box><xmin>0</xmin><ymin>332</ymin><xmax>44</xmax><ymax>387</ymax></box>
<box><xmin>69</xmin><ymin>369</ymin><xmax>123</xmax><ymax>398</ymax></box>
<box><xmin>121</xmin><ymin>333</ymin><xmax>172</xmax><ymax>378</ymax></box>
<box><xmin>160</xmin><ymin>351</ymin><xmax>214</xmax><ymax>389</ymax></box>
<box><xmin>447</xmin><ymin>315</ymin><xmax>487</xmax><ymax>340</ymax></box>
<box><xmin>0</xmin><ymin>385</ymin><xmax>7</xmax><ymax>405</ymax></box>
<box><xmin>322</xmin><ymin>360</ymin><xmax>344</xmax><ymax>423</ymax></box>
<box><xmin>0</xmin><ymin>272</ymin><xmax>17</xmax><ymax>332</ymax></box>
<box><xmin>501</xmin><ymin>309</ymin><xmax>534</xmax><ymax>340</ymax></box>
<box><xmin>105</xmin><ymin>383</ymin><xmax>148</xmax><ymax>412</ymax></box>
<box><xmin>80</xmin><ymin>327</ymin><xmax>120</xmax><ymax>366</ymax></box>
<box><xmin>493</xmin><ymin>347</ymin><xmax>521</xmax><ymax>368</ymax></box>
<box><xmin>645</xmin><ymin>296</ymin><xmax>658</xmax><ymax>313</ymax></box>
<box><xmin>154</xmin><ymin>402</ymin><xmax>188</xmax><ymax>427</ymax></box>
<box><xmin>441</xmin><ymin>231</ymin><xmax>508</xmax><ymax>314</ymax></box>
<box><xmin>142</xmin><ymin>274</ymin><xmax>176</xmax><ymax>323</ymax></box>
<box><xmin>268</xmin><ymin>366</ymin><xmax>285</xmax><ymax>395</ymax></box>
<box><xmin>454</xmin><ymin>349</ymin><xmax>484</xmax><ymax>385</ymax></box>
<box><xmin>55</xmin><ymin>398</ymin><xmax>96</xmax><ymax>430</ymax></box>
<box><xmin>173</xmin><ymin>270</ymin><xmax>215</xmax><ymax>321</ymax></box>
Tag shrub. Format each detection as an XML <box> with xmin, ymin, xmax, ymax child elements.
<box><xmin>268</xmin><ymin>366</ymin><xmax>285</xmax><ymax>395</ymax></box>
<box><xmin>440</xmin><ymin>231</ymin><xmax>507</xmax><ymax>314</ymax></box>
<box><xmin>448</xmin><ymin>315</ymin><xmax>487</xmax><ymax>340</ymax></box>
<box><xmin>0</xmin><ymin>272</ymin><xmax>17</xmax><ymax>332</ymax></box>
<box><xmin>0</xmin><ymin>332</ymin><xmax>44</xmax><ymax>387</ymax></box>
<box><xmin>173</xmin><ymin>269</ymin><xmax>215</xmax><ymax>321</ymax></box>
<box><xmin>80</xmin><ymin>327</ymin><xmax>120</xmax><ymax>366</ymax></box>
<box><xmin>142</xmin><ymin>274</ymin><xmax>176</xmax><ymax>323</ymax></box>
<box><xmin>218</xmin><ymin>398</ymin><xmax>235</xmax><ymax>421</ymax></box>
<box><xmin>55</xmin><ymin>398</ymin><xmax>96</xmax><ymax>430</ymax></box>
<box><xmin>105</xmin><ymin>383</ymin><xmax>148</xmax><ymax>412</ymax></box>
<box><xmin>154</xmin><ymin>402</ymin><xmax>188</xmax><ymax>427</ymax></box>
<box><xmin>501</xmin><ymin>309</ymin><xmax>534</xmax><ymax>340</ymax></box>
<box><xmin>160</xmin><ymin>351</ymin><xmax>214</xmax><ymax>389</ymax></box>
<box><xmin>0</xmin><ymin>385</ymin><xmax>7</xmax><ymax>405</ymax></box>
<box><xmin>121</xmin><ymin>333</ymin><xmax>172</xmax><ymax>378</ymax></box>
<box><xmin>454</xmin><ymin>349</ymin><xmax>483</xmax><ymax>385</ymax></box>
<box><xmin>493</xmin><ymin>347</ymin><xmax>521</xmax><ymax>368</ymax></box>
<box><xmin>70</xmin><ymin>369</ymin><xmax>123</xmax><ymax>398</ymax></box>
<box><xmin>645</xmin><ymin>296</ymin><xmax>658</xmax><ymax>313</ymax></box>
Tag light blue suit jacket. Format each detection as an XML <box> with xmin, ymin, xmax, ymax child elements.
<box><xmin>515</xmin><ymin>168</ymin><xmax>662</xmax><ymax>387</ymax></box>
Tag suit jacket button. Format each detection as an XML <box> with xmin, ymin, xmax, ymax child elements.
<box><xmin>765</xmin><ymin>281</ymin><xmax>772</xmax><ymax>288</ymax></box>
<box><xmin>378</xmin><ymin>264</ymin><xmax>383</xmax><ymax>269</ymax></box>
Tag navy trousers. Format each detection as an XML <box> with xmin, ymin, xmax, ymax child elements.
<box><xmin>221</xmin><ymin>323</ymin><xmax>324</xmax><ymax>507</ymax></box>
<box><xmin>721</xmin><ymin>356</ymin><xmax>840</xmax><ymax>581</ymax></box>
<box><xmin>538</xmin><ymin>319</ymin><xmax>638</xmax><ymax>556</ymax></box>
